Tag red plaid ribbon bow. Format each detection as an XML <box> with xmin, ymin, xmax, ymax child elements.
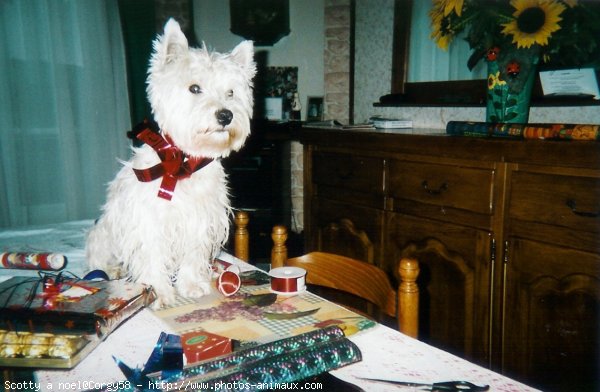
<box><xmin>132</xmin><ymin>122</ymin><xmax>212</xmax><ymax>200</ymax></box>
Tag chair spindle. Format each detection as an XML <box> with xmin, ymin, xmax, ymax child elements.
<box><xmin>234</xmin><ymin>210</ymin><xmax>249</xmax><ymax>262</ymax></box>
<box><xmin>271</xmin><ymin>225</ymin><xmax>288</xmax><ymax>269</ymax></box>
<box><xmin>398</xmin><ymin>258</ymin><xmax>419</xmax><ymax>339</ymax></box>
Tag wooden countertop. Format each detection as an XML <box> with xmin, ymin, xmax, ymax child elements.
<box><xmin>299</xmin><ymin>126</ymin><xmax>600</xmax><ymax>169</ymax></box>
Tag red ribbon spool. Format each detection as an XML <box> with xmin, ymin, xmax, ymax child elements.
<box><xmin>270</xmin><ymin>267</ymin><xmax>306</xmax><ymax>295</ymax></box>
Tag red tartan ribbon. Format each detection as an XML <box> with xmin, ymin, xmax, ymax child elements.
<box><xmin>132</xmin><ymin>124</ymin><xmax>212</xmax><ymax>200</ymax></box>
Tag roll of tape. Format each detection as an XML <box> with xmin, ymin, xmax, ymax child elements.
<box><xmin>270</xmin><ymin>266</ymin><xmax>306</xmax><ymax>295</ymax></box>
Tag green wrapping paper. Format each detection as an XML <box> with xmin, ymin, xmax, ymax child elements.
<box><xmin>149</xmin><ymin>326</ymin><xmax>361</xmax><ymax>391</ymax></box>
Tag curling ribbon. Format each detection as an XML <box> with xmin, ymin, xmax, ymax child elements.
<box><xmin>114</xmin><ymin>332</ymin><xmax>183</xmax><ymax>390</ymax></box>
<box><xmin>131</xmin><ymin>120</ymin><xmax>212</xmax><ymax>201</ymax></box>
<box><xmin>217</xmin><ymin>265</ymin><xmax>241</xmax><ymax>297</ymax></box>
<box><xmin>270</xmin><ymin>266</ymin><xmax>306</xmax><ymax>294</ymax></box>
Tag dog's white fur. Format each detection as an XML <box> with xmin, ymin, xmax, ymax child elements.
<box><xmin>86</xmin><ymin>19</ymin><xmax>255</xmax><ymax>307</ymax></box>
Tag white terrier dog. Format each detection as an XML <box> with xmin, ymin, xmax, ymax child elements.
<box><xmin>86</xmin><ymin>19</ymin><xmax>255</xmax><ymax>307</ymax></box>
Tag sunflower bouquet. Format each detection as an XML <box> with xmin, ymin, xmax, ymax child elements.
<box><xmin>430</xmin><ymin>0</ymin><xmax>600</xmax><ymax>70</ymax></box>
<box><xmin>430</xmin><ymin>0</ymin><xmax>600</xmax><ymax>122</ymax></box>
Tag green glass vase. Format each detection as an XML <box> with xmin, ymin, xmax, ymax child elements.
<box><xmin>485</xmin><ymin>56</ymin><xmax>538</xmax><ymax>123</ymax></box>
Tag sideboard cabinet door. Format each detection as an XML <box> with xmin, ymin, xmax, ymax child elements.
<box><xmin>503</xmin><ymin>238</ymin><xmax>600</xmax><ymax>392</ymax></box>
<box><xmin>307</xmin><ymin>150</ymin><xmax>386</xmax><ymax>266</ymax></box>
<box><xmin>387</xmin><ymin>212</ymin><xmax>493</xmax><ymax>366</ymax></box>
<box><xmin>503</xmin><ymin>166</ymin><xmax>600</xmax><ymax>391</ymax></box>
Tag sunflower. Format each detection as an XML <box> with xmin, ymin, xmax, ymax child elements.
<box><xmin>442</xmin><ymin>0</ymin><xmax>465</xmax><ymax>17</ymax></box>
<box><xmin>487</xmin><ymin>71</ymin><xmax>506</xmax><ymax>90</ymax></box>
<box><xmin>430</xmin><ymin>0</ymin><xmax>465</xmax><ymax>50</ymax></box>
<box><xmin>501</xmin><ymin>0</ymin><xmax>566</xmax><ymax>48</ymax></box>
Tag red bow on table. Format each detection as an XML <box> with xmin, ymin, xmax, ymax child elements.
<box><xmin>132</xmin><ymin>122</ymin><xmax>212</xmax><ymax>201</ymax></box>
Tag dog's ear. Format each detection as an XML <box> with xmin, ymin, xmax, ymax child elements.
<box><xmin>230</xmin><ymin>41</ymin><xmax>256</xmax><ymax>80</ymax></box>
<box><xmin>154</xmin><ymin>18</ymin><xmax>189</xmax><ymax>66</ymax></box>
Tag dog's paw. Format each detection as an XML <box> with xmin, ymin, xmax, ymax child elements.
<box><xmin>176</xmin><ymin>278</ymin><xmax>211</xmax><ymax>299</ymax></box>
<box><xmin>104</xmin><ymin>265</ymin><xmax>126</xmax><ymax>280</ymax></box>
<box><xmin>149</xmin><ymin>286</ymin><xmax>176</xmax><ymax>309</ymax></box>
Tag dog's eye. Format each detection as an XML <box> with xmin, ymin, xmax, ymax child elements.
<box><xmin>189</xmin><ymin>84</ymin><xmax>202</xmax><ymax>94</ymax></box>
<box><xmin>226</xmin><ymin>90</ymin><xmax>234</xmax><ymax>99</ymax></box>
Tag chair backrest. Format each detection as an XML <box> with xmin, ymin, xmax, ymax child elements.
<box><xmin>285</xmin><ymin>251</ymin><xmax>397</xmax><ymax>316</ymax></box>
<box><xmin>231</xmin><ymin>212</ymin><xmax>419</xmax><ymax>338</ymax></box>
<box><xmin>272</xmin><ymin>224</ymin><xmax>419</xmax><ymax>339</ymax></box>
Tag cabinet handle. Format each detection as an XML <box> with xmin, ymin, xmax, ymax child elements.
<box><xmin>421</xmin><ymin>180</ymin><xmax>448</xmax><ymax>195</ymax></box>
<box><xmin>566</xmin><ymin>199</ymin><xmax>600</xmax><ymax>218</ymax></box>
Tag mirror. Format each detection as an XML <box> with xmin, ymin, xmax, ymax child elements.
<box><xmin>406</xmin><ymin>1</ymin><xmax>486</xmax><ymax>82</ymax></box>
<box><xmin>388</xmin><ymin>0</ymin><xmax>487</xmax><ymax>105</ymax></box>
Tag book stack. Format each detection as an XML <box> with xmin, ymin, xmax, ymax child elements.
<box><xmin>370</xmin><ymin>117</ymin><xmax>413</xmax><ymax>129</ymax></box>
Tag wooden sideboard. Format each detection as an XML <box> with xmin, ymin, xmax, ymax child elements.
<box><xmin>300</xmin><ymin>127</ymin><xmax>600</xmax><ymax>392</ymax></box>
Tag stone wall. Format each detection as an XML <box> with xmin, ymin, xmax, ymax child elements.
<box><xmin>323</xmin><ymin>0</ymin><xmax>352</xmax><ymax>124</ymax></box>
<box><xmin>290</xmin><ymin>0</ymin><xmax>352</xmax><ymax>233</ymax></box>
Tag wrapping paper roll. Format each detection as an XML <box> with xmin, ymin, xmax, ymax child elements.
<box><xmin>151</xmin><ymin>326</ymin><xmax>362</xmax><ymax>391</ymax></box>
<box><xmin>1</xmin><ymin>252</ymin><xmax>66</xmax><ymax>271</ymax></box>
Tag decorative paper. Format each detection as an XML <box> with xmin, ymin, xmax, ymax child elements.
<box><xmin>0</xmin><ymin>276</ymin><xmax>155</xmax><ymax>336</ymax></box>
<box><xmin>154</xmin><ymin>283</ymin><xmax>376</xmax><ymax>346</ymax></box>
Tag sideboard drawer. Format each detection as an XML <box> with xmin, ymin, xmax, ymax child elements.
<box><xmin>509</xmin><ymin>171</ymin><xmax>600</xmax><ymax>234</ymax></box>
<box><xmin>389</xmin><ymin>160</ymin><xmax>494</xmax><ymax>215</ymax></box>
<box><xmin>313</xmin><ymin>153</ymin><xmax>384</xmax><ymax>194</ymax></box>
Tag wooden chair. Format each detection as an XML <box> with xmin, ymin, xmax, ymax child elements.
<box><xmin>231</xmin><ymin>211</ymin><xmax>420</xmax><ymax>339</ymax></box>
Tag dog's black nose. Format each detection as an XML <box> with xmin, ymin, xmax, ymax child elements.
<box><xmin>216</xmin><ymin>109</ymin><xmax>233</xmax><ymax>126</ymax></box>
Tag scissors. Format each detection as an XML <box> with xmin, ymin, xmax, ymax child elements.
<box><xmin>358</xmin><ymin>378</ymin><xmax>490</xmax><ymax>391</ymax></box>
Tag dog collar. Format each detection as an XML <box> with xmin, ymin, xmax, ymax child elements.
<box><xmin>131</xmin><ymin>120</ymin><xmax>212</xmax><ymax>201</ymax></box>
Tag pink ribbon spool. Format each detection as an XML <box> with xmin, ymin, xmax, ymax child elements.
<box><xmin>217</xmin><ymin>266</ymin><xmax>241</xmax><ymax>297</ymax></box>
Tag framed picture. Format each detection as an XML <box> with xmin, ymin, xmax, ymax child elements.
<box><xmin>265</xmin><ymin>97</ymin><xmax>283</xmax><ymax>121</ymax></box>
<box><xmin>306</xmin><ymin>97</ymin><xmax>324</xmax><ymax>122</ymax></box>
<box><xmin>259</xmin><ymin>66</ymin><xmax>298</xmax><ymax>121</ymax></box>
<box><xmin>230</xmin><ymin>0</ymin><xmax>290</xmax><ymax>46</ymax></box>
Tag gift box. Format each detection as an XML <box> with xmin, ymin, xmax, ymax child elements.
<box><xmin>181</xmin><ymin>330</ymin><xmax>232</xmax><ymax>364</ymax></box>
<box><xmin>0</xmin><ymin>329</ymin><xmax>100</xmax><ymax>368</ymax></box>
<box><xmin>0</xmin><ymin>275</ymin><xmax>156</xmax><ymax>337</ymax></box>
